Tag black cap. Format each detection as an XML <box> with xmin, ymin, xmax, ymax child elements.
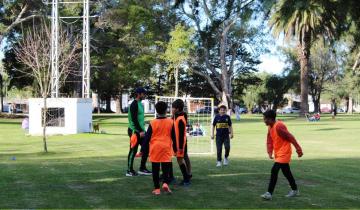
<box><xmin>135</xmin><ymin>87</ymin><xmax>146</xmax><ymax>94</ymax></box>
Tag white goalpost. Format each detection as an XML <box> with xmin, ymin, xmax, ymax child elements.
<box><xmin>154</xmin><ymin>96</ymin><xmax>215</xmax><ymax>155</ymax></box>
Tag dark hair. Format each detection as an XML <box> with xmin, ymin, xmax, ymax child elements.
<box><xmin>172</xmin><ymin>99</ymin><xmax>184</xmax><ymax>111</ymax></box>
<box><xmin>218</xmin><ymin>105</ymin><xmax>227</xmax><ymax>110</ymax></box>
<box><xmin>155</xmin><ymin>101</ymin><xmax>168</xmax><ymax>115</ymax></box>
<box><xmin>263</xmin><ymin>110</ymin><xmax>276</xmax><ymax>120</ymax></box>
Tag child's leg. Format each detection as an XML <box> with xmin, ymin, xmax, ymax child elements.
<box><xmin>127</xmin><ymin>132</ymin><xmax>139</xmax><ymax>171</ymax></box>
<box><xmin>280</xmin><ymin>163</ymin><xmax>298</xmax><ymax>191</ymax></box>
<box><xmin>161</xmin><ymin>162</ymin><xmax>172</xmax><ymax>184</ymax></box>
<box><xmin>139</xmin><ymin>136</ymin><xmax>149</xmax><ymax>170</ymax></box>
<box><xmin>152</xmin><ymin>162</ymin><xmax>161</xmax><ymax>189</ymax></box>
<box><xmin>177</xmin><ymin>157</ymin><xmax>190</xmax><ymax>182</ymax></box>
<box><xmin>168</xmin><ymin>162</ymin><xmax>174</xmax><ymax>179</ymax></box>
<box><xmin>268</xmin><ymin>162</ymin><xmax>281</xmax><ymax>194</ymax></box>
<box><xmin>215</xmin><ymin>137</ymin><xmax>223</xmax><ymax>161</ymax></box>
<box><xmin>184</xmin><ymin>146</ymin><xmax>192</xmax><ymax>175</ymax></box>
<box><xmin>224</xmin><ymin>138</ymin><xmax>230</xmax><ymax>159</ymax></box>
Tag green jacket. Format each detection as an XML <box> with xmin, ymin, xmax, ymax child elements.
<box><xmin>128</xmin><ymin>99</ymin><xmax>145</xmax><ymax>133</ymax></box>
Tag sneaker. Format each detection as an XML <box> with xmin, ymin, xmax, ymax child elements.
<box><xmin>261</xmin><ymin>192</ymin><xmax>272</xmax><ymax>200</ymax></box>
<box><xmin>162</xmin><ymin>183</ymin><xmax>172</xmax><ymax>194</ymax></box>
<box><xmin>223</xmin><ymin>158</ymin><xmax>229</xmax><ymax>166</ymax></box>
<box><xmin>125</xmin><ymin>170</ymin><xmax>138</xmax><ymax>177</ymax></box>
<box><xmin>216</xmin><ymin>161</ymin><xmax>222</xmax><ymax>167</ymax></box>
<box><xmin>152</xmin><ymin>188</ymin><xmax>161</xmax><ymax>195</ymax></box>
<box><xmin>179</xmin><ymin>180</ymin><xmax>191</xmax><ymax>187</ymax></box>
<box><xmin>138</xmin><ymin>168</ymin><xmax>152</xmax><ymax>176</ymax></box>
<box><xmin>135</xmin><ymin>152</ymin><xmax>143</xmax><ymax>158</ymax></box>
<box><xmin>285</xmin><ymin>190</ymin><xmax>299</xmax><ymax>198</ymax></box>
<box><xmin>169</xmin><ymin>177</ymin><xmax>177</xmax><ymax>185</ymax></box>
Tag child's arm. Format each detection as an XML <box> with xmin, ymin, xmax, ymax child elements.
<box><xmin>171</xmin><ymin>125</ymin><xmax>177</xmax><ymax>154</ymax></box>
<box><xmin>142</xmin><ymin>125</ymin><xmax>153</xmax><ymax>151</ymax></box>
<box><xmin>211</xmin><ymin>125</ymin><xmax>215</xmax><ymax>139</ymax></box>
<box><xmin>229</xmin><ymin>126</ymin><xmax>234</xmax><ymax>139</ymax></box>
<box><xmin>211</xmin><ymin>117</ymin><xmax>216</xmax><ymax>139</ymax></box>
<box><xmin>228</xmin><ymin>115</ymin><xmax>233</xmax><ymax>139</ymax></box>
<box><xmin>267</xmin><ymin>131</ymin><xmax>274</xmax><ymax>159</ymax></box>
<box><xmin>177</xmin><ymin>120</ymin><xmax>185</xmax><ymax>154</ymax></box>
<box><xmin>276</xmin><ymin>125</ymin><xmax>303</xmax><ymax>157</ymax></box>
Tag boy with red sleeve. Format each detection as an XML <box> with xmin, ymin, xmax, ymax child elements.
<box><xmin>144</xmin><ymin>101</ymin><xmax>174</xmax><ymax>195</ymax></box>
<box><xmin>261</xmin><ymin>110</ymin><xmax>304</xmax><ymax>200</ymax></box>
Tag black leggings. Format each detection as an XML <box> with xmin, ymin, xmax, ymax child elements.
<box><xmin>216</xmin><ymin>137</ymin><xmax>230</xmax><ymax>161</ymax></box>
<box><xmin>127</xmin><ymin>128</ymin><xmax>148</xmax><ymax>171</ymax></box>
<box><xmin>152</xmin><ymin>162</ymin><xmax>171</xmax><ymax>189</ymax></box>
<box><xmin>268</xmin><ymin>162</ymin><xmax>297</xmax><ymax>194</ymax></box>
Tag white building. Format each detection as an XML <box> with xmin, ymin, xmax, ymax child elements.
<box><xmin>29</xmin><ymin>98</ymin><xmax>92</xmax><ymax>135</ymax></box>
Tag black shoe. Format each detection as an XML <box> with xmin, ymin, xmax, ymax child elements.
<box><xmin>179</xmin><ymin>180</ymin><xmax>191</xmax><ymax>186</ymax></box>
<box><xmin>138</xmin><ymin>168</ymin><xmax>152</xmax><ymax>176</ymax></box>
<box><xmin>126</xmin><ymin>170</ymin><xmax>138</xmax><ymax>177</ymax></box>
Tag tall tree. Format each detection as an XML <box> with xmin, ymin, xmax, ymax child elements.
<box><xmin>0</xmin><ymin>0</ymin><xmax>43</xmax><ymax>44</ymax></box>
<box><xmin>269</xmin><ymin>0</ymin><xmax>337</xmax><ymax>116</ymax></box>
<box><xmin>162</xmin><ymin>23</ymin><xmax>194</xmax><ymax>97</ymax></box>
<box><xmin>14</xmin><ymin>22</ymin><xmax>80</xmax><ymax>152</ymax></box>
<box><xmin>308</xmin><ymin>40</ymin><xmax>339</xmax><ymax>113</ymax></box>
<box><xmin>175</xmin><ymin>0</ymin><xmax>262</xmax><ymax>109</ymax></box>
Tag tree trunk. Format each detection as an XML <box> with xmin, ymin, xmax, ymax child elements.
<box><xmin>298</xmin><ymin>36</ymin><xmax>310</xmax><ymax>117</ymax></box>
<box><xmin>174</xmin><ymin>67</ymin><xmax>179</xmax><ymax>97</ymax></box>
<box><xmin>115</xmin><ymin>95</ymin><xmax>123</xmax><ymax>114</ymax></box>
<box><xmin>42</xmin><ymin>97</ymin><xmax>48</xmax><ymax>153</ymax></box>
<box><xmin>105</xmin><ymin>95</ymin><xmax>111</xmax><ymax>113</ymax></box>
<box><xmin>314</xmin><ymin>99</ymin><xmax>320</xmax><ymax>113</ymax></box>
<box><xmin>0</xmin><ymin>75</ymin><xmax>3</xmax><ymax>112</ymax></box>
<box><xmin>348</xmin><ymin>95</ymin><xmax>353</xmax><ymax>114</ymax></box>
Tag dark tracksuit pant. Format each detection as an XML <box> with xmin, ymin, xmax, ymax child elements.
<box><xmin>152</xmin><ymin>162</ymin><xmax>171</xmax><ymax>189</ymax></box>
<box><xmin>127</xmin><ymin>128</ymin><xmax>149</xmax><ymax>171</ymax></box>
<box><xmin>268</xmin><ymin>162</ymin><xmax>298</xmax><ymax>194</ymax></box>
<box><xmin>216</xmin><ymin>136</ymin><xmax>230</xmax><ymax>161</ymax></box>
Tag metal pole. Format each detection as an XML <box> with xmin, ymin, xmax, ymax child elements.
<box><xmin>82</xmin><ymin>0</ymin><xmax>90</xmax><ymax>98</ymax></box>
<box><xmin>50</xmin><ymin>0</ymin><xmax>59</xmax><ymax>98</ymax></box>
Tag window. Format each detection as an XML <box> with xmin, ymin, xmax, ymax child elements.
<box><xmin>42</xmin><ymin>108</ymin><xmax>65</xmax><ymax>127</ymax></box>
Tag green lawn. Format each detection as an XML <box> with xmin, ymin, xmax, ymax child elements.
<box><xmin>0</xmin><ymin>114</ymin><xmax>359</xmax><ymax>209</ymax></box>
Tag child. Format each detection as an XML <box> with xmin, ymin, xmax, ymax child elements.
<box><xmin>171</xmin><ymin>99</ymin><xmax>192</xmax><ymax>186</ymax></box>
<box><xmin>261</xmin><ymin>110</ymin><xmax>303</xmax><ymax>200</ymax></box>
<box><xmin>144</xmin><ymin>101</ymin><xmax>174</xmax><ymax>195</ymax></box>
<box><xmin>211</xmin><ymin>104</ymin><xmax>234</xmax><ymax>167</ymax></box>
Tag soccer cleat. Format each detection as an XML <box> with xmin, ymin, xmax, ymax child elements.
<box><xmin>179</xmin><ymin>180</ymin><xmax>191</xmax><ymax>187</ymax></box>
<box><xmin>152</xmin><ymin>188</ymin><xmax>161</xmax><ymax>195</ymax></box>
<box><xmin>261</xmin><ymin>192</ymin><xmax>272</xmax><ymax>200</ymax></box>
<box><xmin>216</xmin><ymin>161</ymin><xmax>222</xmax><ymax>167</ymax></box>
<box><xmin>138</xmin><ymin>168</ymin><xmax>152</xmax><ymax>176</ymax></box>
<box><xmin>125</xmin><ymin>170</ymin><xmax>138</xmax><ymax>177</ymax></box>
<box><xmin>285</xmin><ymin>190</ymin><xmax>300</xmax><ymax>198</ymax></box>
<box><xmin>223</xmin><ymin>158</ymin><xmax>229</xmax><ymax>166</ymax></box>
<box><xmin>169</xmin><ymin>177</ymin><xmax>177</xmax><ymax>185</ymax></box>
<box><xmin>135</xmin><ymin>152</ymin><xmax>143</xmax><ymax>158</ymax></box>
<box><xmin>162</xmin><ymin>183</ymin><xmax>172</xmax><ymax>194</ymax></box>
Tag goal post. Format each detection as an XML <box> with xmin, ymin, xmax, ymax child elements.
<box><xmin>154</xmin><ymin>96</ymin><xmax>215</xmax><ymax>155</ymax></box>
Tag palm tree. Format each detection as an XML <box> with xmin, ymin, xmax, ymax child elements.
<box><xmin>269</xmin><ymin>0</ymin><xmax>337</xmax><ymax>116</ymax></box>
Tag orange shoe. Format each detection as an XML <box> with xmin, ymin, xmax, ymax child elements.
<box><xmin>152</xmin><ymin>188</ymin><xmax>161</xmax><ymax>195</ymax></box>
<box><xmin>135</xmin><ymin>152</ymin><xmax>143</xmax><ymax>158</ymax></box>
<box><xmin>162</xmin><ymin>183</ymin><xmax>172</xmax><ymax>194</ymax></box>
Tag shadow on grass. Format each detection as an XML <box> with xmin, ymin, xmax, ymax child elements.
<box><xmin>315</xmin><ymin>128</ymin><xmax>342</xmax><ymax>131</ymax></box>
<box><xmin>0</xmin><ymin>156</ymin><xmax>359</xmax><ymax>209</ymax></box>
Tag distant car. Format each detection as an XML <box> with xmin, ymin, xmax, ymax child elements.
<box><xmin>252</xmin><ymin>107</ymin><xmax>262</xmax><ymax>114</ymax></box>
<box><xmin>337</xmin><ymin>108</ymin><xmax>345</xmax><ymax>113</ymax></box>
<box><xmin>239</xmin><ymin>107</ymin><xmax>248</xmax><ymax>114</ymax></box>
<box><xmin>321</xmin><ymin>107</ymin><xmax>331</xmax><ymax>113</ymax></box>
<box><xmin>196</xmin><ymin>107</ymin><xmax>212</xmax><ymax>114</ymax></box>
<box><xmin>279</xmin><ymin>107</ymin><xmax>300</xmax><ymax>114</ymax></box>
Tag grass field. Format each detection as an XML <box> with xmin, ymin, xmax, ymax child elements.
<box><xmin>0</xmin><ymin>113</ymin><xmax>359</xmax><ymax>209</ymax></box>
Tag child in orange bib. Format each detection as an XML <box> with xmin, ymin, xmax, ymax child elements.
<box><xmin>144</xmin><ymin>101</ymin><xmax>174</xmax><ymax>195</ymax></box>
<box><xmin>261</xmin><ymin>110</ymin><xmax>303</xmax><ymax>200</ymax></box>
